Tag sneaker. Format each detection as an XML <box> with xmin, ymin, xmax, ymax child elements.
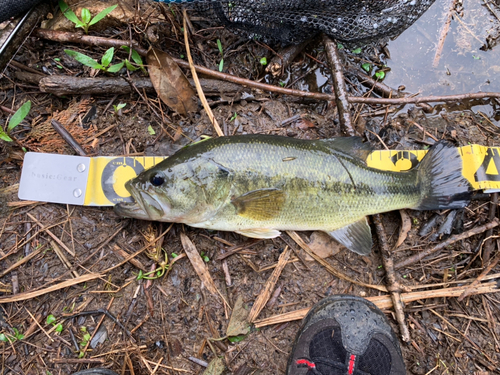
<box><xmin>286</xmin><ymin>295</ymin><xmax>405</xmax><ymax>375</ymax></box>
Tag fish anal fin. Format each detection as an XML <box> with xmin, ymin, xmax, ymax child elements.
<box><xmin>231</xmin><ymin>188</ymin><xmax>285</xmax><ymax>221</ymax></box>
<box><xmin>236</xmin><ymin>228</ymin><xmax>281</xmax><ymax>239</ymax></box>
<box><xmin>327</xmin><ymin>217</ymin><xmax>372</xmax><ymax>256</ymax></box>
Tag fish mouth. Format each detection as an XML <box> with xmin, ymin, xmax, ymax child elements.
<box><xmin>114</xmin><ymin>181</ymin><xmax>165</xmax><ymax>221</ymax></box>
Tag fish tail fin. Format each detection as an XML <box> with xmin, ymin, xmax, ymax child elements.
<box><xmin>416</xmin><ymin>141</ymin><xmax>472</xmax><ymax>210</ymax></box>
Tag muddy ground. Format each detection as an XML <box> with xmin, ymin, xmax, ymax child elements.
<box><xmin>0</xmin><ymin>1</ymin><xmax>500</xmax><ymax>374</ymax></box>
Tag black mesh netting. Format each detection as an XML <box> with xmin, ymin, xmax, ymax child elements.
<box><xmin>161</xmin><ymin>0</ymin><xmax>437</xmax><ymax>44</ymax></box>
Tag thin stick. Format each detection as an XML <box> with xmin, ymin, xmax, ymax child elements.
<box><xmin>394</xmin><ymin>219</ymin><xmax>499</xmax><ymax>269</ymax></box>
<box><xmin>182</xmin><ymin>9</ymin><xmax>223</xmax><ymax>137</ymax></box>
<box><xmin>247</xmin><ymin>246</ymin><xmax>291</xmax><ymax>322</ymax></box>
<box><xmin>458</xmin><ymin>240</ymin><xmax>500</xmax><ymax>301</ymax></box>
<box><xmin>254</xmin><ymin>281</ymin><xmax>499</xmax><ymax>327</ymax></box>
<box><xmin>33</xmin><ymin>29</ymin><xmax>500</xmax><ymax>105</ymax></box>
<box><xmin>27</xmin><ymin>213</ymin><xmax>75</xmax><ymax>257</ymax></box>
<box><xmin>0</xmin><ymin>274</ymin><xmax>101</xmax><ymax>303</ymax></box>
<box><xmin>286</xmin><ymin>231</ymin><xmax>387</xmax><ymax>292</ymax></box>
<box><xmin>50</xmin><ymin>119</ymin><xmax>87</xmax><ymax>156</ymax></box>
<box><xmin>50</xmin><ymin>240</ymin><xmax>79</xmax><ymax>278</ymax></box>
<box><xmin>373</xmin><ymin>214</ymin><xmax>410</xmax><ymax>342</ymax></box>
<box><xmin>433</xmin><ymin>0</ymin><xmax>457</xmax><ymax>67</ymax></box>
<box><xmin>323</xmin><ymin>35</ymin><xmax>354</xmax><ymax>136</ymax></box>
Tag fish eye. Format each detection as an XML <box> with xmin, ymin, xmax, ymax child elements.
<box><xmin>150</xmin><ymin>174</ymin><xmax>165</xmax><ymax>186</ymax></box>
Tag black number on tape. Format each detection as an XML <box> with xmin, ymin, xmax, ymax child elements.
<box><xmin>101</xmin><ymin>158</ymin><xmax>145</xmax><ymax>203</ymax></box>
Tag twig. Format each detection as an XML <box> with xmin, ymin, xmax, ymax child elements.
<box><xmin>254</xmin><ymin>281</ymin><xmax>499</xmax><ymax>328</ymax></box>
<box><xmin>0</xmin><ymin>273</ymin><xmax>101</xmax><ymax>303</ymax></box>
<box><xmin>433</xmin><ymin>0</ymin><xmax>457</xmax><ymax>67</ymax></box>
<box><xmin>50</xmin><ymin>119</ymin><xmax>87</xmax><ymax>157</ymax></box>
<box><xmin>394</xmin><ymin>219</ymin><xmax>499</xmax><ymax>269</ymax></box>
<box><xmin>182</xmin><ymin>9</ymin><xmax>223</xmax><ymax>137</ymax></box>
<box><xmin>286</xmin><ymin>231</ymin><xmax>387</xmax><ymax>292</ymax></box>
<box><xmin>0</xmin><ymin>243</ymin><xmax>46</xmax><ymax>278</ymax></box>
<box><xmin>482</xmin><ymin>192</ymin><xmax>498</xmax><ymax>262</ymax></box>
<box><xmin>266</xmin><ymin>40</ymin><xmax>311</xmax><ymax>77</ymax></box>
<box><xmin>373</xmin><ymin>214</ymin><xmax>410</xmax><ymax>342</ymax></box>
<box><xmin>34</xmin><ymin>29</ymin><xmax>500</xmax><ymax>106</ymax></box>
<box><xmin>247</xmin><ymin>246</ymin><xmax>291</xmax><ymax>322</ymax></box>
<box><xmin>50</xmin><ymin>240</ymin><xmax>79</xmax><ymax>278</ymax></box>
<box><xmin>458</xmin><ymin>239</ymin><xmax>500</xmax><ymax>301</ymax></box>
<box><xmin>323</xmin><ymin>35</ymin><xmax>354</xmax><ymax>136</ymax></box>
<box><xmin>26</xmin><ymin>213</ymin><xmax>75</xmax><ymax>257</ymax></box>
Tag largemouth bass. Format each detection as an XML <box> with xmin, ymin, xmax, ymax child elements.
<box><xmin>115</xmin><ymin>135</ymin><xmax>472</xmax><ymax>255</ymax></box>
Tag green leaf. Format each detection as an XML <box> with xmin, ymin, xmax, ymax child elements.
<box><xmin>352</xmin><ymin>47</ymin><xmax>362</xmax><ymax>54</ymax></box>
<box><xmin>55</xmin><ymin>324</ymin><xmax>63</xmax><ymax>333</ymax></box>
<box><xmin>259</xmin><ymin>57</ymin><xmax>267</xmax><ymax>66</ymax></box>
<box><xmin>81</xmin><ymin>8</ymin><xmax>91</xmax><ymax>24</ymax></box>
<box><xmin>147</xmin><ymin>125</ymin><xmax>156</xmax><ymax>135</ymax></box>
<box><xmin>59</xmin><ymin>0</ymin><xmax>81</xmax><ymax>25</ymax></box>
<box><xmin>375</xmin><ymin>70</ymin><xmax>385</xmax><ymax>80</ymax></box>
<box><xmin>361</xmin><ymin>63</ymin><xmax>371</xmax><ymax>72</ymax></box>
<box><xmin>230</xmin><ymin>112</ymin><xmax>237</xmax><ymax>121</ymax></box>
<box><xmin>0</xmin><ymin>333</ymin><xmax>8</xmax><ymax>342</ymax></box>
<box><xmin>65</xmin><ymin>49</ymin><xmax>103</xmax><ymax>70</ymax></box>
<box><xmin>218</xmin><ymin>59</ymin><xmax>224</xmax><ymax>72</ymax></box>
<box><xmin>228</xmin><ymin>334</ymin><xmax>247</xmax><ymax>343</ymax></box>
<box><xmin>337</xmin><ymin>43</ymin><xmax>344</xmax><ymax>50</ymax></box>
<box><xmin>12</xmin><ymin>328</ymin><xmax>24</xmax><ymax>340</ymax></box>
<box><xmin>114</xmin><ymin>103</ymin><xmax>126</xmax><ymax>111</ymax></box>
<box><xmin>125</xmin><ymin>59</ymin><xmax>139</xmax><ymax>71</ymax></box>
<box><xmin>106</xmin><ymin>61</ymin><xmax>124</xmax><ymax>73</ymax></box>
<box><xmin>89</xmin><ymin>4</ymin><xmax>118</xmax><ymax>26</ymax></box>
<box><xmin>130</xmin><ymin>49</ymin><xmax>143</xmax><ymax>66</ymax></box>
<box><xmin>101</xmin><ymin>47</ymin><xmax>114</xmax><ymax>67</ymax></box>
<box><xmin>217</xmin><ymin>39</ymin><xmax>223</xmax><ymax>55</ymax></box>
<box><xmin>8</xmin><ymin>100</ymin><xmax>31</xmax><ymax>132</ymax></box>
<box><xmin>46</xmin><ymin>315</ymin><xmax>57</xmax><ymax>325</ymax></box>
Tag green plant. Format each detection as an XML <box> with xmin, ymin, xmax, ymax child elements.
<box><xmin>121</xmin><ymin>46</ymin><xmax>146</xmax><ymax>74</ymax></box>
<box><xmin>259</xmin><ymin>57</ymin><xmax>267</xmax><ymax>66</ymax></box>
<box><xmin>46</xmin><ymin>314</ymin><xmax>63</xmax><ymax>333</ymax></box>
<box><xmin>352</xmin><ymin>47</ymin><xmax>362</xmax><ymax>54</ymax></box>
<box><xmin>78</xmin><ymin>327</ymin><xmax>91</xmax><ymax>358</ymax></box>
<box><xmin>0</xmin><ymin>327</ymin><xmax>24</xmax><ymax>343</ymax></box>
<box><xmin>59</xmin><ymin>1</ymin><xmax>117</xmax><ymax>34</ymax></box>
<box><xmin>1</xmin><ymin>101</ymin><xmax>31</xmax><ymax>142</ymax></box>
<box><xmin>200</xmin><ymin>251</ymin><xmax>210</xmax><ymax>263</ymax></box>
<box><xmin>374</xmin><ymin>70</ymin><xmax>385</xmax><ymax>80</ymax></box>
<box><xmin>217</xmin><ymin>39</ymin><xmax>224</xmax><ymax>72</ymax></box>
<box><xmin>361</xmin><ymin>63</ymin><xmax>371</xmax><ymax>73</ymax></box>
<box><xmin>147</xmin><ymin>125</ymin><xmax>155</xmax><ymax>135</ymax></box>
<box><xmin>65</xmin><ymin>47</ymin><xmax>124</xmax><ymax>73</ymax></box>
<box><xmin>113</xmin><ymin>103</ymin><xmax>126</xmax><ymax>116</ymax></box>
<box><xmin>229</xmin><ymin>112</ymin><xmax>238</xmax><ymax>121</ymax></box>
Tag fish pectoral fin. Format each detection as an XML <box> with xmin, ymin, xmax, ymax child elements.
<box><xmin>235</xmin><ymin>228</ymin><xmax>281</xmax><ymax>239</ymax></box>
<box><xmin>231</xmin><ymin>188</ymin><xmax>285</xmax><ymax>221</ymax></box>
<box><xmin>327</xmin><ymin>217</ymin><xmax>372</xmax><ymax>256</ymax></box>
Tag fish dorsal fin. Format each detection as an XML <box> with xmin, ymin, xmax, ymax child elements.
<box><xmin>231</xmin><ymin>188</ymin><xmax>286</xmax><ymax>221</ymax></box>
<box><xmin>319</xmin><ymin>137</ymin><xmax>372</xmax><ymax>161</ymax></box>
<box><xmin>327</xmin><ymin>217</ymin><xmax>372</xmax><ymax>255</ymax></box>
<box><xmin>236</xmin><ymin>228</ymin><xmax>281</xmax><ymax>239</ymax></box>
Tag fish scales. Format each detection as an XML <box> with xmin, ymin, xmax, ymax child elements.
<box><xmin>193</xmin><ymin>138</ymin><xmax>421</xmax><ymax>231</ymax></box>
<box><xmin>115</xmin><ymin>135</ymin><xmax>472</xmax><ymax>255</ymax></box>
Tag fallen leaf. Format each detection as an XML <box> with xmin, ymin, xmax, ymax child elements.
<box><xmin>147</xmin><ymin>48</ymin><xmax>197</xmax><ymax>116</ymax></box>
<box><xmin>396</xmin><ymin>210</ymin><xmax>412</xmax><ymax>248</ymax></box>
<box><xmin>180</xmin><ymin>232</ymin><xmax>219</xmax><ymax>296</ymax></box>
<box><xmin>226</xmin><ymin>295</ymin><xmax>250</xmax><ymax>337</ymax></box>
<box><xmin>305</xmin><ymin>231</ymin><xmax>342</xmax><ymax>260</ymax></box>
<box><xmin>203</xmin><ymin>357</ymin><xmax>225</xmax><ymax>375</ymax></box>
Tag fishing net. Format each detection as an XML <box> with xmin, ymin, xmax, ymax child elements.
<box><xmin>159</xmin><ymin>0</ymin><xmax>436</xmax><ymax>45</ymax></box>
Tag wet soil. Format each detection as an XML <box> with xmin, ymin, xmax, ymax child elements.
<box><xmin>0</xmin><ymin>1</ymin><xmax>499</xmax><ymax>374</ymax></box>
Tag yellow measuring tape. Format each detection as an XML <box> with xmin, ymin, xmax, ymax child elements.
<box><xmin>83</xmin><ymin>144</ymin><xmax>500</xmax><ymax>206</ymax></box>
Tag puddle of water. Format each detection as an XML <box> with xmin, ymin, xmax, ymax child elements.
<box><xmin>384</xmin><ymin>0</ymin><xmax>500</xmax><ymax>96</ymax></box>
